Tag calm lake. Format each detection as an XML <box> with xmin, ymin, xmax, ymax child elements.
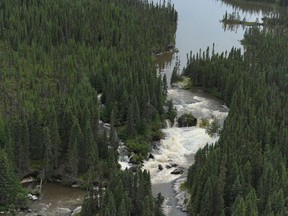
<box><xmin>155</xmin><ymin>0</ymin><xmax>274</xmax><ymax>76</ymax></box>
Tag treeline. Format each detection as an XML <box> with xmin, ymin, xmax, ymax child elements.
<box><xmin>223</xmin><ymin>0</ymin><xmax>287</xmax><ymax>7</ymax></box>
<box><xmin>81</xmin><ymin>170</ymin><xmax>165</xmax><ymax>216</ymax></box>
<box><xmin>0</xmin><ymin>0</ymin><xmax>177</xmax><ymax>211</ymax></box>
<box><xmin>183</xmin><ymin>21</ymin><xmax>288</xmax><ymax>215</ymax></box>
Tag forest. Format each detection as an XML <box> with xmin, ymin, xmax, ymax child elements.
<box><xmin>223</xmin><ymin>0</ymin><xmax>288</xmax><ymax>7</ymax></box>
<box><xmin>0</xmin><ymin>0</ymin><xmax>177</xmax><ymax>214</ymax></box>
<box><xmin>184</xmin><ymin>7</ymin><xmax>288</xmax><ymax>216</ymax></box>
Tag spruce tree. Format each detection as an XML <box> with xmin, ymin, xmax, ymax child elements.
<box><xmin>84</xmin><ymin>120</ymin><xmax>99</xmax><ymax>177</ymax></box>
<box><xmin>126</xmin><ymin>102</ymin><xmax>136</xmax><ymax>137</ymax></box>
<box><xmin>0</xmin><ymin>149</ymin><xmax>27</xmax><ymax>211</ymax></box>
<box><xmin>43</xmin><ymin>127</ymin><xmax>53</xmax><ymax>181</ymax></box>
<box><xmin>48</xmin><ymin>108</ymin><xmax>61</xmax><ymax>170</ymax></box>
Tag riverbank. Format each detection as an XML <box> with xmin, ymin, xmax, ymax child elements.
<box><xmin>221</xmin><ymin>0</ymin><xmax>275</xmax><ymax>12</ymax></box>
<box><xmin>142</xmin><ymin>83</ymin><xmax>229</xmax><ymax>215</ymax></box>
<box><xmin>18</xmin><ymin>183</ymin><xmax>85</xmax><ymax>216</ymax></box>
<box><xmin>221</xmin><ymin>17</ymin><xmax>263</xmax><ymax>26</ymax></box>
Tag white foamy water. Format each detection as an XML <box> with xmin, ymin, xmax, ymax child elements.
<box><xmin>118</xmin><ymin>142</ymin><xmax>132</xmax><ymax>171</ymax></box>
<box><xmin>143</xmin><ymin>126</ymin><xmax>218</xmax><ymax>184</ymax></box>
<box><xmin>143</xmin><ymin>87</ymin><xmax>229</xmax><ymax>184</ymax></box>
<box><xmin>117</xmin><ymin>86</ymin><xmax>229</xmax><ymax>215</ymax></box>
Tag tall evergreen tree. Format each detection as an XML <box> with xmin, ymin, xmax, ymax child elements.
<box><xmin>0</xmin><ymin>149</ymin><xmax>27</xmax><ymax>211</ymax></box>
<box><xmin>43</xmin><ymin>127</ymin><xmax>53</xmax><ymax>180</ymax></box>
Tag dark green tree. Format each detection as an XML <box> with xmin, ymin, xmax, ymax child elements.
<box><xmin>0</xmin><ymin>149</ymin><xmax>27</xmax><ymax>211</ymax></box>
<box><xmin>43</xmin><ymin>127</ymin><xmax>53</xmax><ymax>181</ymax></box>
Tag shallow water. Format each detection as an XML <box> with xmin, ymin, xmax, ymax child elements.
<box><xmin>20</xmin><ymin>183</ymin><xmax>85</xmax><ymax>216</ymax></box>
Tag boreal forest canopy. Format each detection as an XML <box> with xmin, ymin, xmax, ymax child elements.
<box><xmin>0</xmin><ymin>0</ymin><xmax>177</xmax><ymax>214</ymax></box>
<box><xmin>184</xmin><ymin>7</ymin><xmax>288</xmax><ymax>216</ymax></box>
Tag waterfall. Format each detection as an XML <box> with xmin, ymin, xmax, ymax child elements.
<box><xmin>165</xmin><ymin>119</ymin><xmax>172</xmax><ymax>128</ymax></box>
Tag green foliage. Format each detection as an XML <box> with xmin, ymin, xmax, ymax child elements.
<box><xmin>205</xmin><ymin>116</ymin><xmax>221</xmax><ymax>137</ymax></box>
<box><xmin>170</xmin><ymin>57</ymin><xmax>181</xmax><ymax>84</ymax></box>
<box><xmin>0</xmin><ymin>0</ymin><xmax>177</xmax><ymax>211</ymax></box>
<box><xmin>199</xmin><ymin>118</ymin><xmax>210</xmax><ymax>128</ymax></box>
<box><xmin>185</xmin><ymin>16</ymin><xmax>288</xmax><ymax>215</ymax></box>
<box><xmin>155</xmin><ymin>193</ymin><xmax>165</xmax><ymax>216</ymax></box>
<box><xmin>166</xmin><ymin>99</ymin><xmax>177</xmax><ymax>124</ymax></box>
<box><xmin>43</xmin><ymin>127</ymin><xmax>53</xmax><ymax>181</ymax></box>
<box><xmin>0</xmin><ymin>149</ymin><xmax>28</xmax><ymax>211</ymax></box>
<box><xmin>177</xmin><ymin>112</ymin><xmax>197</xmax><ymax>127</ymax></box>
<box><xmin>0</xmin><ymin>115</ymin><xmax>6</xmax><ymax>148</ymax></box>
<box><xmin>82</xmin><ymin>170</ymin><xmax>157</xmax><ymax>216</ymax></box>
<box><xmin>126</xmin><ymin>137</ymin><xmax>151</xmax><ymax>159</ymax></box>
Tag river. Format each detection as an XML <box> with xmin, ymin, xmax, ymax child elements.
<box><xmin>18</xmin><ymin>183</ymin><xmax>85</xmax><ymax>216</ymax></box>
<box><xmin>20</xmin><ymin>1</ymin><xmax>272</xmax><ymax>216</ymax></box>
<box><xmin>143</xmin><ymin>87</ymin><xmax>229</xmax><ymax>215</ymax></box>
<box><xmin>144</xmin><ymin>0</ymin><xmax>273</xmax><ymax>215</ymax></box>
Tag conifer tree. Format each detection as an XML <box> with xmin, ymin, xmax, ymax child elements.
<box><xmin>126</xmin><ymin>102</ymin><xmax>136</xmax><ymax>137</ymax></box>
<box><xmin>65</xmin><ymin>116</ymin><xmax>81</xmax><ymax>178</ymax></box>
<box><xmin>118</xmin><ymin>198</ymin><xmax>128</xmax><ymax>216</ymax></box>
<box><xmin>28</xmin><ymin>108</ymin><xmax>43</xmax><ymax>160</ymax></box>
<box><xmin>232</xmin><ymin>195</ymin><xmax>246</xmax><ymax>216</ymax></box>
<box><xmin>245</xmin><ymin>189</ymin><xmax>258</xmax><ymax>216</ymax></box>
<box><xmin>0</xmin><ymin>115</ymin><xmax>6</xmax><ymax>148</ymax></box>
<box><xmin>48</xmin><ymin>108</ymin><xmax>61</xmax><ymax>170</ymax></box>
<box><xmin>43</xmin><ymin>127</ymin><xmax>53</xmax><ymax>180</ymax></box>
<box><xmin>0</xmin><ymin>149</ymin><xmax>27</xmax><ymax>211</ymax></box>
<box><xmin>84</xmin><ymin>120</ymin><xmax>98</xmax><ymax>177</ymax></box>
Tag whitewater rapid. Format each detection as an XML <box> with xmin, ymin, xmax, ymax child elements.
<box><xmin>142</xmin><ymin>87</ymin><xmax>229</xmax><ymax>184</ymax></box>
<box><xmin>118</xmin><ymin>86</ymin><xmax>229</xmax><ymax>215</ymax></box>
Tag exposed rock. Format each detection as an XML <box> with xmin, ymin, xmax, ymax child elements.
<box><xmin>158</xmin><ymin>164</ymin><xmax>163</xmax><ymax>171</ymax></box>
<box><xmin>28</xmin><ymin>194</ymin><xmax>38</xmax><ymax>201</ymax></box>
<box><xmin>36</xmin><ymin>203</ymin><xmax>51</xmax><ymax>216</ymax></box>
<box><xmin>148</xmin><ymin>153</ymin><xmax>154</xmax><ymax>159</ymax></box>
<box><xmin>177</xmin><ymin>113</ymin><xmax>197</xmax><ymax>127</ymax></box>
<box><xmin>71</xmin><ymin>184</ymin><xmax>80</xmax><ymax>188</ymax></box>
<box><xmin>152</xmin><ymin>142</ymin><xmax>160</xmax><ymax>150</ymax></box>
<box><xmin>166</xmin><ymin>44</ymin><xmax>175</xmax><ymax>51</ymax></box>
<box><xmin>54</xmin><ymin>178</ymin><xmax>61</xmax><ymax>183</ymax></box>
<box><xmin>166</xmin><ymin>164</ymin><xmax>172</xmax><ymax>169</ymax></box>
<box><xmin>57</xmin><ymin>207</ymin><xmax>71</xmax><ymax>215</ymax></box>
<box><xmin>182</xmin><ymin>206</ymin><xmax>188</xmax><ymax>212</ymax></box>
<box><xmin>129</xmin><ymin>165</ymin><xmax>138</xmax><ymax>173</ymax></box>
<box><xmin>128</xmin><ymin>155</ymin><xmax>137</xmax><ymax>164</ymax></box>
<box><xmin>171</xmin><ymin>168</ymin><xmax>184</xmax><ymax>175</ymax></box>
<box><xmin>21</xmin><ymin>177</ymin><xmax>35</xmax><ymax>184</ymax></box>
<box><xmin>155</xmin><ymin>51</ymin><xmax>162</xmax><ymax>56</ymax></box>
<box><xmin>71</xmin><ymin>206</ymin><xmax>82</xmax><ymax>216</ymax></box>
<box><xmin>166</xmin><ymin>163</ymin><xmax>177</xmax><ymax>169</ymax></box>
<box><xmin>153</xmin><ymin>145</ymin><xmax>159</xmax><ymax>150</ymax></box>
<box><xmin>169</xmin><ymin>163</ymin><xmax>178</xmax><ymax>168</ymax></box>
